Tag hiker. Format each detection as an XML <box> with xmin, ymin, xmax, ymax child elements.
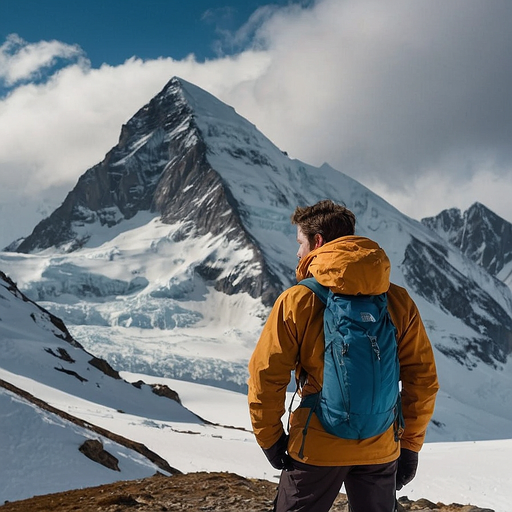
<box><xmin>248</xmin><ymin>200</ymin><xmax>439</xmax><ymax>512</ymax></box>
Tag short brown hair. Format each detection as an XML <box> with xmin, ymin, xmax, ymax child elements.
<box><xmin>291</xmin><ymin>200</ymin><xmax>356</xmax><ymax>245</ymax></box>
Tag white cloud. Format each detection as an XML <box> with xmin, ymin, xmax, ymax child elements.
<box><xmin>234</xmin><ymin>0</ymin><xmax>512</xmax><ymax>180</ymax></box>
<box><xmin>371</xmin><ymin>165</ymin><xmax>512</xmax><ymax>224</ymax></box>
<box><xmin>0</xmin><ymin>34</ymin><xmax>87</xmax><ymax>86</ymax></box>
<box><xmin>1</xmin><ymin>0</ymin><xmax>512</xmax><ymax>247</ymax></box>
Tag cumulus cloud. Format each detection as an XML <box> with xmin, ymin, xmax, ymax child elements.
<box><xmin>237</xmin><ymin>0</ymin><xmax>512</xmax><ymax>176</ymax></box>
<box><xmin>1</xmin><ymin>0</ymin><xmax>512</xmax><ymax>247</ymax></box>
<box><xmin>219</xmin><ymin>0</ymin><xmax>512</xmax><ymax>220</ymax></box>
<box><xmin>0</xmin><ymin>34</ymin><xmax>87</xmax><ymax>86</ymax></box>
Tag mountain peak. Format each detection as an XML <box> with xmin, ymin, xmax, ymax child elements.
<box><xmin>422</xmin><ymin>202</ymin><xmax>512</xmax><ymax>276</ymax></box>
<box><xmin>11</xmin><ymin>76</ymin><xmax>283</xmax><ymax>305</ymax></box>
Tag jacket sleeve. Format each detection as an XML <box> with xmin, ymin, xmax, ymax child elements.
<box><xmin>388</xmin><ymin>285</ymin><xmax>439</xmax><ymax>452</ymax></box>
<box><xmin>247</xmin><ymin>287</ymin><xmax>320</xmax><ymax>449</ymax></box>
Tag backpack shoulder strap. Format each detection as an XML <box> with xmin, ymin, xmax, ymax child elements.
<box><xmin>298</xmin><ymin>277</ymin><xmax>329</xmax><ymax>305</ymax></box>
<box><xmin>294</xmin><ymin>277</ymin><xmax>329</xmax><ymax>456</ymax></box>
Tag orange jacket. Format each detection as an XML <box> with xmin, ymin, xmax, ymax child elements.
<box><xmin>248</xmin><ymin>236</ymin><xmax>439</xmax><ymax>466</ymax></box>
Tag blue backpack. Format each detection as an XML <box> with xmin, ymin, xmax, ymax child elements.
<box><xmin>297</xmin><ymin>277</ymin><xmax>403</xmax><ymax>457</ymax></box>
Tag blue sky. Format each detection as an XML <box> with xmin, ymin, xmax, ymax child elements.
<box><xmin>1</xmin><ymin>0</ymin><xmax>297</xmax><ymax>65</ymax></box>
<box><xmin>1</xmin><ymin>1</ymin><xmax>512</xmax><ymax>248</ymax></box>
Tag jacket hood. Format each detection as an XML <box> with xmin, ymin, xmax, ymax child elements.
<box><xmin>295</xmin><ymin>235</ymin><xmax>391</xmax><ymax>295</ymax></box>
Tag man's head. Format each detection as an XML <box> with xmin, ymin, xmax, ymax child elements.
<box><xmin>291</xmin><ymin>200</ymin><xmax>356</xmax><ymax>259</ymax></box>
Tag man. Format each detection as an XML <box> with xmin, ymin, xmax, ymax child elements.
<box><xmin>248</xmin><ymin>200</ymin><xmax>438</xmax><ymax>512</ymax></box>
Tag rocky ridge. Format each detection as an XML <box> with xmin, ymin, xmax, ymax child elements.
<box><xmin>422</xmin><ymin>202</ymin><xmax>512</xmax><ymax>278</ymax></box>
<box><xmin>0</xmin><ymin>472</ymin><xmax>495</xmax><ymax>512</ymax></box>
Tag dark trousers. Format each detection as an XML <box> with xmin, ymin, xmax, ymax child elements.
<box><xmin>274</xmin><ymin>459</ymin><xmax>397</xmax><ymax>512</ymax></box>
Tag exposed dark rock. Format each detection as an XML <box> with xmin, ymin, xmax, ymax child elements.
<box><xmin>11</xmin><ymin>78</ymin><xmax>282</xmax><ymax>305</ymax></box>
<box><xmin>78</xmin><ymin>439</ymin><xmax>120</xmax><ymax>471</ymax></box>
<box><xmin>150</xmin><ymin>383</ymin><xmax>181</xmax><ymax>404</ymax></box>
<box><xmin>0</xmin><ymin>378</ymin><xmax>179</xmax><ymax>475</ymax></box>
<box><xmin>131</xmin><ymin>380</ymin><xmax>145</xmax><ymax>389</ymax></box>
<box><xmin>88</xmin><ymin>357</ymin><xmax>121</xmax><ymax>380</ymax></box>
<box><xmin>44</xmin><ymin>347</ymin><xmax>75</xmax><ymax>363</ymax></box>
<box><xmin>54</xmin><ymin>366</ymin><xmax>88</xmax><ymax>382</ymax></box>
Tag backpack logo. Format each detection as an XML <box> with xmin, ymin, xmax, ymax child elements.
<box><xmin>360</xmin><ymin>311</ymin><xmax>376</xmax><ymax>322</ymax></box>
<box><xmin>296</xmin><ymin>277</ymin><xmax>402</xmax><ymax>457</ymax></box>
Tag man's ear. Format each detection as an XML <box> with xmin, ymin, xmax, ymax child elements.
<box><xmin>313</xmin><ymin>233</ymin><xmax>325</xmax><ymax>249</ymax></box>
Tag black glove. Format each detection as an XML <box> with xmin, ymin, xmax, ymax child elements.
<box><xmin>262</xmin><ymin>432</ymin><xmax>293</xmax><ymax>471</ymax></box>
<box><xmin>396</xmin><ymin>448</ymin><xmax>418</xmax><ymax>490</ymax></box>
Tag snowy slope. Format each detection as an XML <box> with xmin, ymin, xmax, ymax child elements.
<box><xmin>0</xmin><ymin>269</ymin><xmax>195</xmax><ymax>501</ymax></box>
<box><xmin>0</xmin><ymin>386</ymin><xmax>165</xmax><ymax>503</ymax></box>
<box><xmin>0</xmin><ymin>271</ymin><xmax>202</xmax><ymax>423</ymax></box>
<box><xmin>1</xmin><ymin>77</ymin><xmax>512</xmax><ymax>445</ymax></box>
<box><xmin>121</xmin><ymin>371</ymin><xmax>512</xmax><ymax>512</ymax></box>
<box><xmin>0</xmin><ymin>270</ymin><xmax>511</xmax><ymax>510</ymax></box>
<box><xmin>0</xmin><ymin>269</ymin><xmax>259</xmax><ymax>503</ymax></box>
<box><xmin>4</xmin><ymin>366</ymin><xmax>511</xmax><ymax>512</ymax></box>
<box><xmin>0</xmin><ymin>218</ymin><xmax>266</xmax><ymax>391</ymax></box>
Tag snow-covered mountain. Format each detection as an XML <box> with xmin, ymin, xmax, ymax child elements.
<box><xmin>9</xmin><ymin>78</ymin><xmax>282</xmax><ymax>306</ymax></box>
<box><xmin>422</xmin><ymin>202</ymin><xmax>512</xmax><ymax>288</ymax></box>
<box><xmin>2</xmin><ymin>77</ymin><xmax>512</xmax><ymax>444</ymax></box>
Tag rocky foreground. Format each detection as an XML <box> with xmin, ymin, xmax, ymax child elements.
<box><xmin>0</xmin><ymin>471</ymin><xmax>494</xmax><ymax>512</ymax></box>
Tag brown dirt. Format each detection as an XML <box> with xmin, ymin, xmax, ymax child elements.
<box><xmin>0</xmin><ymin>471</ymin><xmax>494</xmax><ymax>512</ymax></box>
